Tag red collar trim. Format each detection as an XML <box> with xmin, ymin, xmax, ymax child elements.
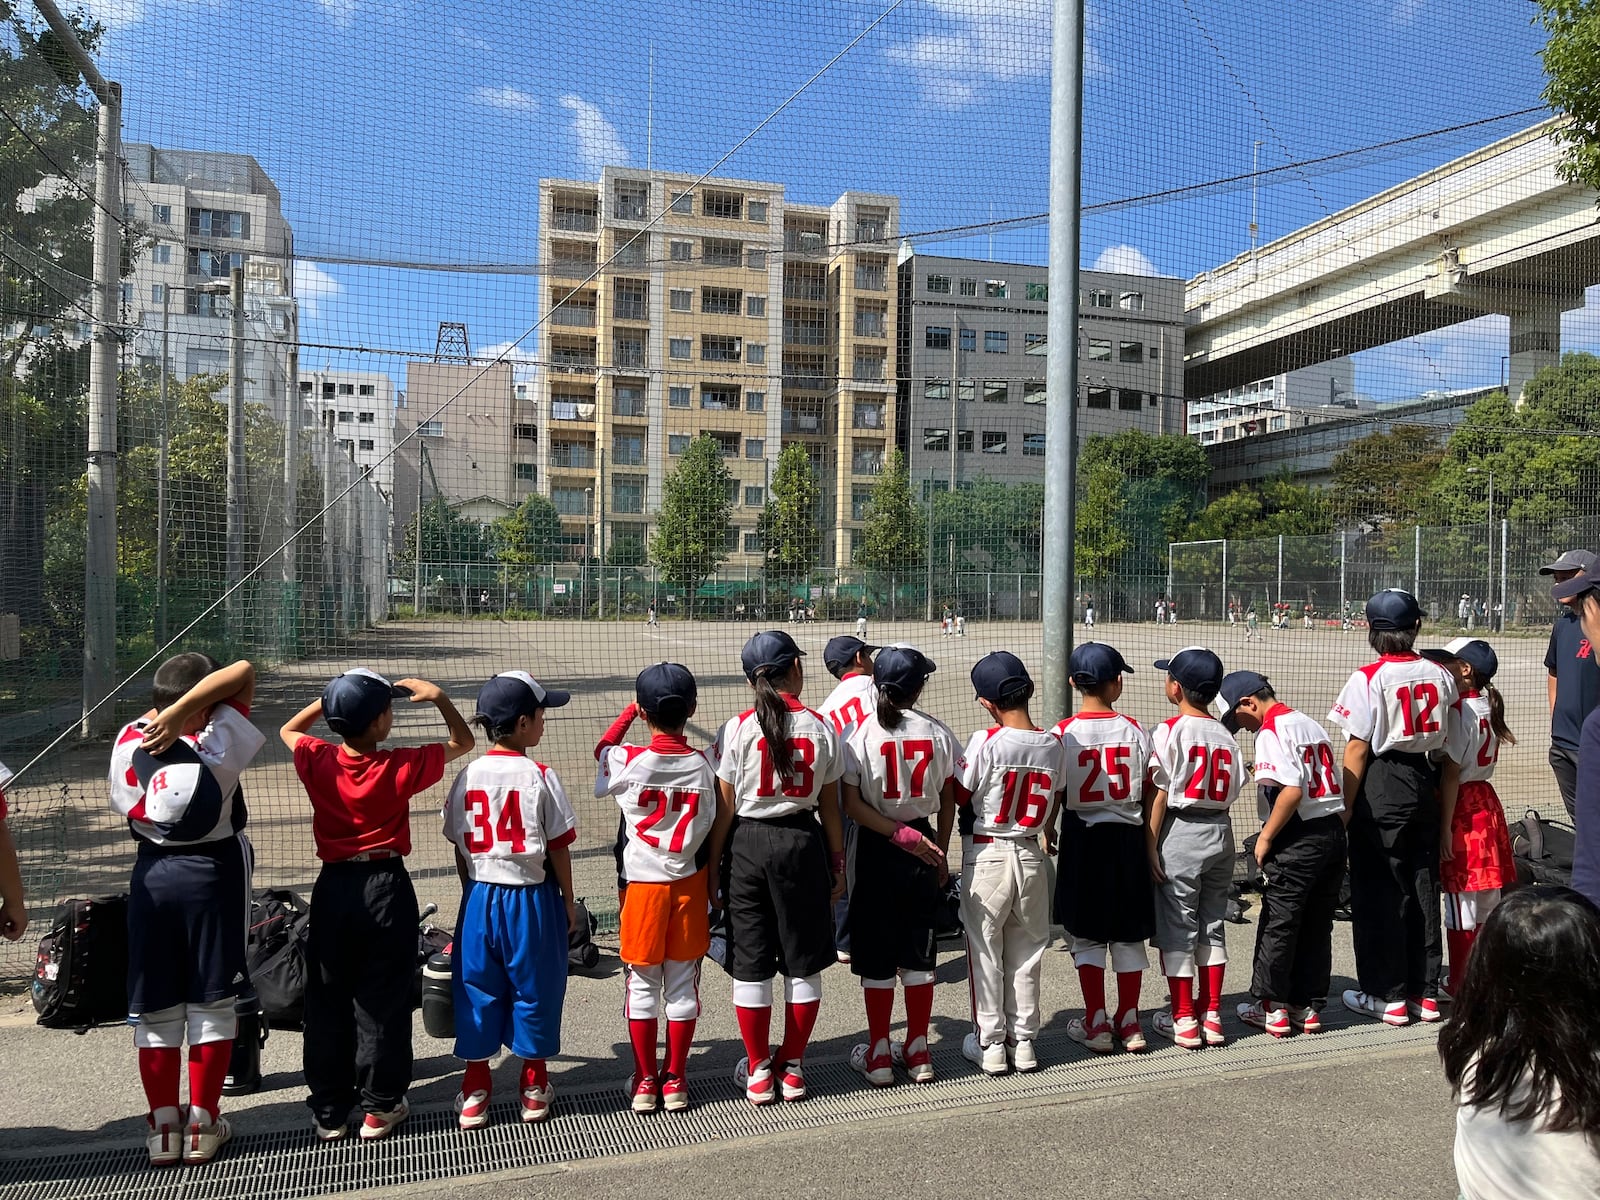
<box><xmin>781</xmin><ymin>695</ymin><xmax>806</xmax><ymax>713</ymax></box>
<box><xmin>1263</xmin><ymin>702</ymin><xmax>1293</xmax><ymax>723</ymax></box>
<box><xmin>1461</xmin><ymin>689</ymin><xmax>1481</xmax><ymax>699</ymax></box>
<box><xmin>841</xmin><ymin>670</ymin><xmax>868</xmax><ymax>680</ymax></box>
<box><xmin>648</xmin><ymin>733</ymin><xmax>693</xmax><ymax>754</ymax></box>
<box><xmin>487</xmin><ymin>747</ymin><xmax>526</xmax><ymax>757</ymax></box>
<box><xmin>1072</xmin><ymin>710</ymin><xmax>1121</xmax><ymax>720</ymax></box>
<box><xmin>1378</xmin><ymin>653</ymin><xmax>1421</xmax><ymax>663</ymax></box>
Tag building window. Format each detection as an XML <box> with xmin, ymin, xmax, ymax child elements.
<box><xmin>959</xmin><ymin>277</ymin><xmax>977</xmax><ymax>296</ymax></box>
<box><xmin>614</xmin><ymin>278</ymin><xmax>648</xmax><ymax>322</ymax></box>
<box><xmin>748</xmin><ymin>200</ymin><xmax>768</xmax><ymax>223</ymax></box>
<box><xmin>668</xmin><ymin>434</ymin><xmax>691</xmax><ymax>455</ymax></box>
<box><xmin>959</xmin><ymin>379</ymin><xmax>976</xmax><ymax>402</ymax></box>
<box><xmin>419</xmin><ymin>419</ymin><xmax>444</xmax><ymax>437</ymax></box>
<box><xmin>851</xmin><ymin>485</ymin><xmax>873</xmax><ymax>521</ymax></box>
<box><xmin>985</xmin><ymin>280</ymin><xmax>1008</xmax><ymax>299</ymax></box>
<box><xmin>615</xmin><ymin>384</ymin><xmax>646</xmax><ymax>417</ymax></box>
<box><xmin>701</xmin><ymin>334</ymin><xmax>743</xmax><ymax>362</ymax></box>
<box><xmin>854</xmin><ymin>400</ymin><xmax>885</xmax><ymax>429</ymax></box>
<box><xmin>956</xmin><ymin>430</ymin><xmax>973</xmax><ymax>453</ymax></box>
<box><xmin>924</xmin><ymin>377</ymin><xmax>949</xmax><ymax>401</ymax></box>
<box><xmin>669</xmin><ymin>338</ymin><xmax>691</xmax><ymax>360</ymax></box>
<box><xmin>188</xmin><ymin>208</ymin><xmax>248</xmax><ymax>238</ymax></box>
<box><xmin>613</xmin><ymin>432</ymin><xmax>645</xmax><ymax>465</ymax></box>
<box><xmin>359</xmin><ymin>383</ymin><xmax>376</xmax><ymax>396</ymax></box>
<box><xmin>359</xmin><ymin>410</ymin><xmax>377</xmax><ymax>425</ymax></box>
<box><xmin>852</xmin><ymin>440</ymin><xmax>885</xmax><ymax>474</ymax></box>
<box><xmin>1023</xmin><ymin>380</ymin><xmax>1046</xmax><ymax>404</ymax></box>
<box><xmin>982</xmin><ymin>431</ymin><xmax>1007</xmax><ymax>454</ymax></box>
<box><xmin>700</xmin><ymin>385</ymin><xmax>740</xmax><ymax>410</ymax></box>
<box><xmin>670</xmin><ymin>240</ymin><xmax>693</xmax><ymax>262</ymax></box>
<box><xmin>983</xmin><ymin>380</ymin><xmax>1007</xmax><ymax>403</ymax></box>
<box><xmin>151</xmin><ymin>283</ymin><xmax>166</xmax><ymax>304</ymax></box>
<box><xmin>1025</xmin><ymin>282</ymin><xmax>1048</xmax><ymax>302</ymax></box>
<box><xmin>1149</xmin><ymin>344</ymin><xmax>1160</xmax><ymax>361</ymax></box>
<box><xmin>151</xmin><ymin>243</ymin><xmax>171</xmax><ymax>264</ymax></box>
<box><xmin>960</xmin><ymin>328</ymin><xmax>976</xmax><ymax>352</ymax></box>
<box><xmin>337</xmin><ymin>410</ymin><xmax>354</xmax><ymax>422</ymax></box>
<box><xmin>1119</xmin><ymin>291</ymin><xmax>1145</xmax><ymax>311</ymax></box>
<box><xmin>925</xmin><ymin>326</ymin><xmax>951</xmax><ymax>350</ymax></box>
<box><xmin>359</xmin><ymin>439</ymin><xmax>375</xmax><ymax>451</ymax></box>
<box><xmin>738</xmin><ymin>487</ymin><xmax>763</xmax><ymax>511</ymax></box>
<box><xmin>703</xmin><ymin>190</ymin><xmax>743</xmax><ymax>219</ymax></box>
<box><xmin>670</xmin><ymin>191</ymin><xmax>693</xmax><ymax>214</ymax></box>
<box><xmin>339</xmin><ymin>383</ymin><xmax>355</xmax><ymax>395</ymax></box>
<box><xmin>338</xmin><ymin>439</ymin><xmax>354</xmax><ymax>454</ymax></box>
<box><xmin>702</xmin><ymin>287</ymin><xmax>742</xmax><ymax>315</ymax></box>
<box><xmin>151</xmin><ymin>203</ymin><xmax>172</xmax><ymax>224</ymax></box>
<box><xmin>746</xmin><ymin>343</ymin><xmax>766</xmax><ymax>364</ymax></box>
<box><xmin>855</xmin><ymin>303</ymin><xmax>886</xmax><ymax>338</ymax></box>
<box><xmin>923</xmin><ymin>427</ymin><xmax>951</xmax><ymax>453</ymax></box>
<box><xmin>613</xmin><ymin>335</ymin><xmax>645</xmax><ymax>369</ymax></box>
<box><xmin>854</xmin><ymin>259</ymin><xmax>887</xmax><ymax>291</ymax></box>
<box><xmin>747</xmin><ymin>294</ymin><xmax>766</xmax><ymax>317</ymax></box>
<box><xmin>1086</xmin><ymin>339</ymin><xmax>1112</xmax><ymax>361</ymax></box>
<box><xmin>747</xmin><ymin>249</ymin><xmax>766</xmax><ymax>270</ymax></box>
<box><xmin>322</xmin><ymin>382</ymin><xmax>337</xmax><ymax>397</ymax></box>
<box><xmin>1086</xmin><ymin>387</ymin><xmax>1112</xmax><ymax>409</ymax></box>
<box><xmin>514</xmin><ymin>461</ymin><xmax>537</xmax><ymax>481</ymax></box>
<box><xmin>926</xmin><ymin>274</ymin><xmax>951</xmax><ymax>294</ymax></box>
<box><xmin>1024</xmin><ymin>331</ymin><xmax>1046</xmax><ymax>350</ymax></box>
<box><xmin>511</xmin><ymin>422</ymin><xmax>536</xmax><ymax>441</ymax></box>
<box><xmin>1023</xmin><ymin>432</ymin><xmax>1046</xmax><ymax>456</ymax></box>
<box><xmin>742</xmin><ymin>439</ymin><xmax>763</xmax><ymax>461</ymax></box>
<box><xmin>668</xmin><ymin>386</ymin><xmax>691</xmax><ymax>408</ymax></box>
<box><xmin>187</xmin><ymin>247</ymin><xmax>245</xmax><ymax>278</ymax></box>
<box><xmin>613</xmin><ymin>180</ymin><xmax>649</xmax><ymax>220</ymax></box>
<box><xmin>670</xmin><ymin>288</ymin><xmax>692</xmax><ymax>312</ymax></box>
<box><xmin>983</xmin><ymin>331</ymin><xmax>1009</xmax><ymax>353</ymax></box>
<box><xmin>613</xmin><ymin>476</ymin><xmax>646</xmax><ymax>514</ymax></box>
<box><xmin>852</xmin><ymin>350</ymin><xmax>885</xmax><ymax>381</ymax></box>
<box><xmin>1118</xmin><ymin>389</ymin><xmax>1143</xmax><ymax>411</ymax></box>
<box><xmin>743</xmin><ymin>531</ymin><xmax>765</xmax><ymax>553</ymax></box>
<box><xmin>703</xmin><ymin>238</ymin><xmax>743</xmax><ymax>267</ymax></box>
<box><xmin>1087</xmin><ymin>289</ymin><xmax>1113</xmax><ymax>308</ymax></box>
<box><xmin>745</xmin><ymin>390</ymin><xmax>765</xmax><ymax>411</ymax></box>
<box><xmin>1118</xmin><ymin>341</ymin><xmax>1143</xmax><ymax>364</ymax></box>
<box><xmin>552</xmin><ymin>486</ymin><xmax>588</xmax><ymax>515</ymax></box>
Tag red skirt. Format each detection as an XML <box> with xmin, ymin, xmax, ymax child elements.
<box><xmin>1442</xmin><ymin>780</ymin><xmax>1515</xmax><ymax>894</ymax></box>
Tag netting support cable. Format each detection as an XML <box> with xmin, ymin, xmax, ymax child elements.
<box><xmin>1042</xmin><ymin>0</ymin><xmax>1084</xmax><ymax>727</ymax></box>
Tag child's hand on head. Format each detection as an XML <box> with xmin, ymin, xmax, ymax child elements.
<box><xmin>395</xmin><ymin>678</ymin><xmax>441</xmax><ymax>704</ymax></box>
<box><xmin>140</xmin><ymin>704</ymin><xmax>207</xmax><ymax>755</ymax></box>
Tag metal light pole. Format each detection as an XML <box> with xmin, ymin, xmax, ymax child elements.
<box><xmin>1042</xmin><ymin>0</ymin><xmax>1084</xmax><ymax>725</ymax></box>
<box><xmin>949</xmin><ymin>322</ymin><xmax>960</xmax><ymax>497</ymax></box>
<box><xmin>156</xmin><ymin>287</ymin><xmax>171</xmax><ymax>647</ymax></box>
<box><xmin>225</xmin><ymin>266</ymin><xmax>246</xmax><ymax>641</ymax></box>
<box><xmin>597</xmin><ymin>448</ymin><xmax>606</xmax><ymax>620</ymax></box>
<box><xmin>1469</xmin><ymin>467</ymin><xmax>1494</xmax><ymax>625</ymax></box>
<box><xmin>584</xmin><ymin>487</ymin><xmax>593</xmax><ymax>618</ymax></box>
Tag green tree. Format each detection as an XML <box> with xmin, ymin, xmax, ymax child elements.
<box><xmin>854</xmin><ymin>448</ymin><xmax>925</xmax><ymax>572</ymax></box>
<box><xmin>1076</xmin><ymin>430</ymin><xmax>1208</xmax><ymax>585</ymax></box>
<box><xmin>1534</xmin><ymin>0</ymin><xmax>1600</xmax><ymax>191</ymax></box>
<box><xmin>650</xmin><ymin>434</ymin><xmax>734</xmax><ymax>616</ymax></box>
<box><xmin>400</xmin><ymin>497</ymin><xmax>491</xmax><ymax>568</ymax></box>
<box><xmin>759</xmin><ymin>444</ymin><xmax>821</xmax><ymax>591</ymax></box>
<box><xmin>931</xmin><ymin>477</ymin><xmax>1044</xmax><ymax>572</ymax></box>
<box><xmin>1185</xmin><ymin>477</ymin><xmax>1332</xmax><ymax>541</ymax></box>
<box><xmin>492</xmin><ymin>493</ymin><xmax>562</xmax><ymax>564</ymax></box>
<box><xmin>1328</xmin><ymin>426</ymin><xmax>1445</xmax><ymax>528</ymax></box>
<box><xmin>606</xmin><ymin>534</ymin><xmax>646</xmax><ymax>567</ymax></box>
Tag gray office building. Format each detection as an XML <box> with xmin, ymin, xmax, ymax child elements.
<box><xmin>897</xmin><ymin>251</ymin><xmax>1185</xmax><ymax>489</ymax></box>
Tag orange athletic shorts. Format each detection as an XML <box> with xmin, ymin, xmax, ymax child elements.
<box><xmin>619</xmin><ymin>870</ymin><xmax>711</xmax><ymax>966</ymax></box>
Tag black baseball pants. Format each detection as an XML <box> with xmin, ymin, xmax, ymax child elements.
<box><xmin>1250</xmin><ymin>813</ymin><xmax>1346</xmax><ymax>1008</ymax></box>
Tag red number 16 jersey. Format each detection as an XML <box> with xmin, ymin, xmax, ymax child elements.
<box><xmin>958</xmin><ymin>726</ymin><xmax>1066</xmax><ymax>840</ymax></box>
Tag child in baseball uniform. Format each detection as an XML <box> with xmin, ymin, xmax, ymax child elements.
<box><xmin>1147</xmin><ymin>647</ymin><xmax>1239</xmax><ymax>1050</ymax></box>
<box><xmin>840</xmin><ymin>645</ymin><xmax>961</xmax><ymax>1086</ymax></box>
<box><xmin>820</xmin><ymin>635</ymin><xmax>879</xmax><ymax>964</ymax></box>
<box><xmin>1422</xmin><ymin>639</ymin><xmax>1517</xmax><ymax>998</ymax></box>
<box><xmin>957</xmin><ymin>651</ymin><xmax>1065</xmax><ymax>1075</ymax></box>
<box><xmin>0</xmin><ymin>760</ymin><xmax>27</xmax><ymax>943</ymax></box>
<box><xmin>1218</xmin><ymin>671</ymin><xmax>1347</xmax><ymax>1038</ymax></box>
<box><xmin>1052</xmin><ymin>642</ymin><xmax>1155</xmax><ymax>1054</ymax></box>
<box><xmin>1329</xmin><ymin>589</ymin><xmax>1461</xmax><ymax>1027</ymax></box>
<box><xmin>594</xmin><ymin>663</ymin><xmax>715</xmax><ymax>1115</ymax></box>
<box><xmin>281</xmin><ymin>669</ymin><xmax>474</xmax><ymax>1141</ymax></box>
<box><xmin>443</xmin><ymin>671</ymin><xmax>577</xmax><ymax>1129</ymax></box>
<box><xmin>109</xmin><ymin>654</ymin><xmax>264</xmax><ymax>1167</ymax></box>
<box><xmin>703</xmin><ymin>631</ymin><xmax>845</xmax><ymax>1106</ymax></box>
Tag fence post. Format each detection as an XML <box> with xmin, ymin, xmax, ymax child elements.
<box><xmin>987</xmin><ymin>572</ymin><xmax>993</xmax><ymax>621</ymax></box>
<box><xmin>1500</xmin><ymin>517</ymin><xmax>1509</xmax><ymax>630</ymax></box>
<box><xmin>1220</xmin><ymin>538</ymin><xmax>1228</xmax><ymax>621</ymax></box>
<box><xmin>1339</xmin><ymin>530</ymin><xmax>1347</xmax><ymax>619</ymax></box>
<box><xmin>1414</xmin><ymin>524</ymin><xmax>1421</xmax><ymax>599</ymax></box>
<box><xmin>1276</xmin><ymin>534</ymin><xmax>1283</xmax><ymax>610</ymax></box>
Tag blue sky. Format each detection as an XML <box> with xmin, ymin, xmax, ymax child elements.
<box><xmin>87</xmin><ymin>0</ymin><xmax>1572</xmax><ymax>399</ymax></box>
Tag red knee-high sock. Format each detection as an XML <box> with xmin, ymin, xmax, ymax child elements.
<box><xmin>1196</xmin><ymin>964</ymin><xmax>1225</xmax><ymax>1015</ymax></box>
<box><xmin>1115</xmin><ymin>971</ymin><xmax>1144</xmax><ymax>1025</ymax></box>
<box><xmin>1447</xmin><ymin>929</ymin><xmax>1476</xmax><ymax>997</ymax></box>
<box><xmin>521</xmin><ymin>1058</ymin><xmax>549</xmax><ymax>1091</ymax></box>
<box><xmin>1167</xmin><ymin>976</ymin><xmax>1195</xmax><ymax>1020</ymax></box>
<box><xmin>138</xmin><ymin>1047</ymin><xmax>182</xmax><ymax>1120</ymax></box>
<box><xmin>863</xmin><ymin>987</ymin><xmax>895</xmax><ymax>1051</ymax></box>
<box><xmin>665</xmin><ymin>1019</ymin><xmax>695</xmax><ymax>1079</ymax></box>
<box><xmin>1077</xmin><ymin>964</ymin><xmax>1107</xmax><ymax>1024</ymax></box>
<box><xmin>461</xmin><ymin>1059</ymin><xmax>491</xmax><ymax>1098</ymax></box>
<box><xmin>777</xmin><ymin>1000</ymin><xmax>821</xmax><ymax>1065</ymax></box>
<box><xmin>628</xmin><ymin>1018</ymin><xmax>659</xmax><ymax>1081</ymax></box>
<box><xmin>903</xmin><ymin>983</ymin><xmax>934</xmax><ymax>1047</ymax></box>
<box><xmin>735</xmin><ymin>1005</ymin><xmax>772</xmax><ymax>1070</ymax></box>
<box><xmin>187</xmin><ymin>1041</ymin><xmax>232</xmax><ymax>1125</ymax></box>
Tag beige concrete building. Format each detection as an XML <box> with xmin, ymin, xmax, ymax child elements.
<box><xmin>536</xmin><ymin>169</ymin><xmax>898</xmax><ymax>568</ymax></box>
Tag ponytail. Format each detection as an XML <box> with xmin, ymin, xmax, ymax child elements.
<box><xmin>1485</xmin><ymin>681</ymin><xmax>1516</xmax><ymax>746</ymax></box>
<box><xmin>753</xmin><ymin>670</ymin><xmax>796</xmax><ymax>781</ymax></box>
<box><xmin>875</xmin><ymin>681</ymin><xmax>924</xmax><ymax>732</ymax></box>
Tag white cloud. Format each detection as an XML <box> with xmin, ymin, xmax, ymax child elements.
<box><xmin>470</xmin><ymin>85</ymin><xmax>539</xmax><ymax>114</ymax></box>
<box><xmin>452</xmin><ymin>28</ymin><xmax>496</xmax><ymax>54</ymax></box>
<box><xmin>884</xmin><ymin>0</ymin><xmax>1102</xmax><ymax>107</ymax></box>
<box><xmin>559</xmin><ymin>95</ymin><xmax>630</xmax><ymax>178</ymax></box>
<box><xmin>1091</xmin><ymin>244</ymin><xmax>1160</xmax><ymax>276</ymax></box>
<box><xmin>475</xmin><ymin>338</ymin><xmax>539</xmax><ymax>383</ymax></box>
<box><xmin>316</xmin><ymin>0</ymin><xmax>357</xmax><ymax>26</ymax></box>
<box><xmin>1391</xmin><ymin>0</ymin><xmax>1428</xmax><ymax>24</ymax></box>
<box><xmin>293</xmin><ymin>260</ymin><xmax>344</xmax><ymax>321</ymax></box>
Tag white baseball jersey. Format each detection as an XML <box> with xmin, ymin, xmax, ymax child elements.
<box><xmin>1445</xmin><ymin>692</ymin><xmax>1502</xmax><ymax>785</ymax></box>
<box><xmin>842</xmin><ymin>708</ymin><xmax>964</xmax><ymax>823</ymax></box>
<box><xmin>442</xmin><ymin>750</ymin><xmax>577</xmax><ymax>886</ymax></box>
<box><xmin>713</xmin><ymin>700</ymin><xmax>844</xmax><ymax>819</ymax></box>
<box><xmin>1329</xmin><ymin>654</ymin><xmax>1460</xmax><ymax>757</ymax></box>
<box><xmin>595</xmin><ymin>737</ymin><xmax>716</xmax><ymax>883</ymax></box>
<box><xmin>109</xmin><ymin>701</ymin><xmax>266</xmax><ymax>845</ymax></box>
<box><xmin>1053</xmin><ymin>711</ymin><xmax>1152</xmax><ymax>827</ymax></box>
<box><xmin>1250</xmin><ymin>704</ymin><xmax>1345</xmax><ymax>823</ymax></box>
<box><xmin>1150</xmin><ymin>713</ymin><xmax>1241</xmax><ymax>813</ymax></box>
<box><xmin>958</xmin><ymin>726</ymin><xmax>1066</xmax><ymax>839</ymax></box>
<box><xmin>819</xmin><ymin>672</ymin><xmax>876</xmax><ymax>740</ymax></box>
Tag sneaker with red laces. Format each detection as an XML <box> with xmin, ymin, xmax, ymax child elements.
<box><xmin>359</xmin><ymin>1098</ymin><xmax>409</xmax><ymax>1141</ymax></box>
<box><xmin>660</xmin><ymin>1074</ymin><xmax>689</xmax><ymax>1112</ymax></box>
<box><xmin>1407</xmin><ymin>996</ymin><xmax>1442</xmax><ymax>1023</ymax></box>
<box><xmin>778</xmin><ymin>1060</ymin><xmax>807</xmax><ymax>1101</ymax></box>
<box><xmin>1066</xmin><ymin>1016</ymin><xmax>1115</xmax><ymax>1054</ymax></box>
<box><xmin>1201</xmin><ymin>1010</ymin><xmax>1227</xmax><ymax>1046</ymax></box>
<box><xmin>146</xmin><ymin>1121</ymin><xmax>182</xmax><ymax>1167</ymax></box>
<box><xmin>735</xmin><ymin>1057</ymin><xmax>777</xmax><ymax>1106</ymax></box>
<box><xmin>1289</xmin><ymin>1006</ymin><xmax>1322</xmax><ymax>1035</ymax></box>
<box><xmin>520</xmin><ymin>1081</ymin><xmax>555</xmax><ymax>1123</ymax></box>
<box><xmin>1151</xmin><ymin>1009</ymin><xmax>1203</xmax><ymax>1049</ymax></box>
<box><xmin>630</xmin><ymin>1075</ymin><xmax>660</xmax><ymax>1114</ymax></box>
<box><xmin>1236</xmin><ymin>1001</ymin><xmax>1290</xmax><ymax>1038</ymax></box>
<box><xmin>849</xmin><ymin>1042</ymin><xmax>895</xmax><ymax>1087</ymax></box>
<box><xmin>455</xmin><ymin>1086</ymin><xmax>491</xmax><ymax>1130</ymax></box>
<box><xmin>1117</xmin><ymin>1012</ymin><xmax>1148</xmax><ymax>1053</ymax></box>
<box><xmin>1342</xmin><ymin>989</ymin><xmax>1409</xmax><ymax>1026</ymax></box>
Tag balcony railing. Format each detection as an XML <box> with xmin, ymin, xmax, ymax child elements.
<box><xmin>854</xmin><ymin>315</ymin><xmax>886</xmax><ymax>338</ymax></box>
<box><xmin>783</xmin><ymin>279</ymin><xmax>826</xmax><ymax>301</ymax></box>
<box><xmin>783</xmin><ymin>323</ymin><xmax>826</xmax><ymax>345</ymax></box>
<box><xmin>552</xmin><ymin>256</ymin><xmax>597</xmax><ymax>277</ymax></box>
<box><xmin>852</xmin><ymin>455</ymin><xmax>884</xmax><ymax>475</ymax></box>
<box><xmin>782</xmin><ymin>412</ymin><xmax>823</xmax><ymax>434</ymax></box>
<box><xmin>549</xmin><ymin>307</ymin><xmax>596</xmax><ymax>328</ymax></box>
<box><xmin>552</xmin><ymin>209</ymin><xmax>598</xmax><ymax>232</ymax></box>
<box><xmin>548</xmin><ymin>447</ymin><xmax>595</xmax><ymax>469</ymax></box>
<box><xmin>614</xmin><ymin>301</ymin><xmax>648</xmax><ymax>322</ymax></box>
<box><xmin>550</xmin><ymin>354</ymin><xmax>597</xmax><ymax>372</ymax></box>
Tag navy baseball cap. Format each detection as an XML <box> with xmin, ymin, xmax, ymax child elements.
<box><xmin>1444</xmin><ymin>637</ymin><xmax>1499</xmax><ymax>682</ymax></box>
<box><xmin>636</xmin><ymin>662</ymin><xmax>696</xmax><ymax>713</ymax></box>
<box><xmin>824</xmin><ymin>635</ymin><xmax>878</xmax><ymax>676</ymax></box>
<box><xmin>477</xmin><ymin>670</ymin><xmax>570</xmax><ymax>729</ymax></box>
<box><xmin>742</xmin><ymin>629</ymin><xmax>804</xmax><ymax>682</ymax></box>
<box><xmin>1154</xmin><ymin>647</ymin><xmax>1225</xmax><ymax>703</ymax></box>
<box><xmin>1217</xmin><ymin>670</ymin><xmax>1271</xmax><ymax>732</ymax></box>
<box><xmin>1552</xmin><ymin>569</ymin><xmax>1599</xmax><ymax>603</ymax></box>
<box><xmin>1538</xmin><ymin>549</ymin><xmax>1597</xmax><ymax>576</ymax></box>
<box><xmin>972</xmin><ymin>651</ymin><xmax>1033</xmax><ymax>705</ymax></box>
<box><xmin>1366</xmin><ymin>588</ymin><xmax>1424</xmax><ymax>631</ymax></box>
<box><xmin>1069</xmin><ymin>642</ymin><xmax>1133</xmax><ymax>687</ymax></box>
<box><xmin>322</xmin><ymin>668</ymin><xmax>409</xmax><ymax>736</ymax></box>
<box><xmin>874</xmin><ymin>644</ymin><xmax>936</xmax><ymax>697</ymax></box>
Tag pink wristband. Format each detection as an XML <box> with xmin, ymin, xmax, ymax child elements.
<box><xmin>890</xmin><ymin>823</ymin><xmax>924</xmax><ymax>853</ymax></box>
<box><xmin>829</xmin><ymin>851</ymin><xmax>846</xmax><ymax>874</ymax></box>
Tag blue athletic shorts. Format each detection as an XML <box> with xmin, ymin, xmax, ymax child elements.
<box><xmin>126</xmin><ymin>833</ymin><xmax>252</xmax><ymax>1015</ymax></box>
<box><xmin>452</xmin><ymin>876</ymin><xmax>568</xmax><ymax>1061</ymax></box>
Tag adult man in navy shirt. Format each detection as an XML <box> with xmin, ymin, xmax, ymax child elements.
<box><xmin>1551</xmin><ymin>569</ymin><xmax>1600</xmax><ymax>906</ymax></box>
<box><xmin>1541</xmin><ymin>549</ymin><xmax>1600</xmax><ymax>817</ymax></box>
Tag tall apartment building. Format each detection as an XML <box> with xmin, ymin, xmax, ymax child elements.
<box><xmin>122</xmin><ymin>144</ymin><xmax>298</xmax><ymax>419</ymax></box>
<box><xmin>899</xmin><ymin>255</ymin><xmax>1185</xmax><ymax>486</ymax></box>
<box><xmin>536</xmin><ymin>170</ymin><xmax>898</xmax><ymax>568</ymax></box>
<box><xmin>1186</xmin><ymin>358</ymin><xmax>1361</xmax><ymax>445</ymax></box>
<box><xmin>296</xmin><ymin>369</ymin><xmax>398</xmax><ymax>498</ymax></box>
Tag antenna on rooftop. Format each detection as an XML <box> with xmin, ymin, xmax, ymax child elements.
<box><xmin>434</xmin><ymin>321</ymin><xmax>470</xmax><ymax>363</ymax></box>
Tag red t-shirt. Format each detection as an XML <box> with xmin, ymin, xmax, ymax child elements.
<box><xmin>293</xmin><ymin>737</ymin><xmax>447</xmax><ymax>860</ymax></box>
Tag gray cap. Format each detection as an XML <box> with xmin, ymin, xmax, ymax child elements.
<box><xmin>1538</xmin><ymin>549</ymin><xmax>1598</xmax><ymax>576</ymax></box>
